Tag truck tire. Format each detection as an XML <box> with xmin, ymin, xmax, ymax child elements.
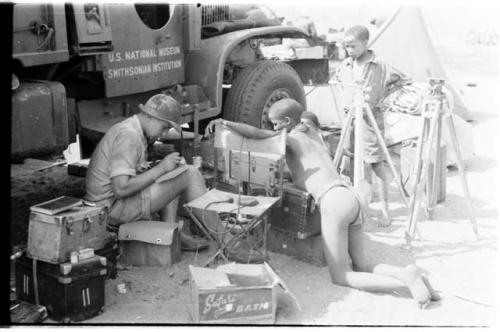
<box><xmin>223</xmin><ymin>60</ymin><xmax>306</xmax><ymax>129</ymax></box>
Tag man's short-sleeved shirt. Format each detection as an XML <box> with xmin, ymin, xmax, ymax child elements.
<box><xmin>334</xmin><ymin>50</ymin><xmax>412</xmax><ymax>110</ymax></box>
<box><xmin>85</xmin><ymin>115</ymin><xmax>148</xmax><ymax>203</ymax></box>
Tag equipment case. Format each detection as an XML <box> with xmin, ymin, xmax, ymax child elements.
<box><xmin>15</xmin><ymin>254</ymin><xmax>107</xmax><ymax>322</ymax></box>
<box><xmin>27</xmin><ymin>204</ymin><xmax>112</xmax><ymax>264</ymax></box>
<box><xmin>269</xmin><ymin>182</ymin><xmax>321</xmax><ymax>239</ymax></box>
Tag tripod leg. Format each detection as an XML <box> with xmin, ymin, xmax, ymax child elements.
<box><xmin>428</xmin><ymin>112</ymin><xmax>443</xmax><ymax>219</ymax></box>
<box><xmin>405</xmin><ymin>117</ymin><xmax>429</xmax><ymax>242</ymax></box>
<box><xmin>364</xmin><ymin>107</ymin><xmax>409</xmax><ymax>207</ymax></box>
<box><xmin>407</xmin><ymin>111</ymin><xmax>440</xmax><ymax>243</ymax></box>
<box><xmin>444</xmin><ymin>114</ymin><xmax>479</xmax><ymax>238</ymax></box>
<box><xmin>353</xmin><ymin>105</ymin><xmax>365</xmax><ymax>187</ymax></box>
<box><xmin>333</xmin><ymin>109</ymin><xmax>355</xmax><ymax>170</ymax></box>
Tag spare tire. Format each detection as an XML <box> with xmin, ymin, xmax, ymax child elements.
<box><xmin>223</xmin><ymin>60</ymin><xmax>306</xmax><ymax>129</ymax></box>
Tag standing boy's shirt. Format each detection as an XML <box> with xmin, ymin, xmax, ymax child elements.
<box><xmin>334</xmin><ymin>50</ymin><xmax>411</xmax><ymax>163</ymax></box>
<box><xmin>85</xmin><ymin>115</ymin><xmax>149</xmax><ymax>205</ymax></box>
<box><xmin>334</xmin><ymin>50</ymin><xmax>412</xmax><ymax>112</ymax></box>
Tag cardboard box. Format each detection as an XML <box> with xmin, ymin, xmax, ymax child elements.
<box><xmin>188</xmin><ymin>262</ymin><xmax>296</xmax><ymax>324</ymax></box>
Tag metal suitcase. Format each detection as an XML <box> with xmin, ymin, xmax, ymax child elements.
<box><xmin>27</xmin><ymin>205</ymin><xmax>113</xmax><ymax>264</ymax></box>
<box><xmin>15</xmin><ymin>254</ymin><xmax>107</xmax><ymax>323</ymax></box>
<box><xmin>95</xmin><ymin>236</ymin><xmax>120</xmax><ymax>279</ymax></box>
<box><xmin>269</xmin><ymin>182</ymin><xmax>321</xmax><ymax>239</ymax></box>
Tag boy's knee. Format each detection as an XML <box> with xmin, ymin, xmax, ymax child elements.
<box><xmin>329</xmin><ymin>270</ymin><xmax>350</xmax><ymax>287</ymax></box>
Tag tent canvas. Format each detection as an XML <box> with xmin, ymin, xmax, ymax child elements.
<box><xmin>369</xmin><ymin>6</ymin><xmax>473</xmax><ymax>121</ymax></box>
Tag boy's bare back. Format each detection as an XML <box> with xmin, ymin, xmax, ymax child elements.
<box><xmin>286</xmin><ymin>125</ymin><xmax>343</xmax><ymax>200</ymax></box>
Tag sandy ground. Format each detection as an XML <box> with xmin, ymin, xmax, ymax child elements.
<box><xmin>9</xmin><ymin>46</ymin><xmax>497</xmax><ymax>326</ymax></box>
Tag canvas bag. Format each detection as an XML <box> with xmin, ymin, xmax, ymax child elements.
<box><xmin>118</xmin><ymin>221</ymin><xmax>181</xmax><ymax>267</ymax></box>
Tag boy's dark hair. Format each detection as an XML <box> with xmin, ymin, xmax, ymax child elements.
<box><xmin>270</xmin><ymin>99</ymin><xmax>304</xmax><ymax>124</ymax></box>
<box><xmin>301</xmin><ymin>111</ymin><xmax>320</xmax><ymax>128</ymax></box>
<box><xmin>345</xmin><ymin>25</ymin><xmax>370</xmax><ymax>42</ymax></box>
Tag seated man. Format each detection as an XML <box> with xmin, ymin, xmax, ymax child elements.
<box><xmin>205</xmin><ymin>99</ymin><xmax>438</xmax><ymax>308</ymax></box>
<box><xmin>84</xmin><ymin>94</ymin><xmax>208</xmax><ymax>251</ymax></box>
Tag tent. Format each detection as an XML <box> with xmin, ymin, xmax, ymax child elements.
<box><xmin>369</xmin><ymin>6</ymin><xmax>474</xmax><ymax>121</ymax></box>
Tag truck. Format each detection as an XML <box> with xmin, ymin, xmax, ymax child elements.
<box><xmin>11</xmin><ymin>3</ymin><xmax>329</xmax><ymax>160</ymax></box>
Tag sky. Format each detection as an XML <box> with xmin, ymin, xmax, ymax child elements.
<box><xmin>265</xmin><ymin>3</ymin><xmax>499</xmax><ymax>47</ymax></box>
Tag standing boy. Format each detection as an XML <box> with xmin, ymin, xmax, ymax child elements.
<box><xmin>334</xmin><ymin>25</ymin><xmax>412</xmax><ymax>226</ymax></box>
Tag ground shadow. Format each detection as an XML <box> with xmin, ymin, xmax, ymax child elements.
<box><xmin>469</xmin><ymin>111</ymin><xmax>498</xmax><ymax>124</ymax></box>
<box><xmin>447</xmin><ymin>155</ymin><xmax>497</xmax><ymax>173</ymax></box>
<box><xmin>406</xmin><ymin>236</ymin><xmax>497</xmax><ymax>260</ymax></box>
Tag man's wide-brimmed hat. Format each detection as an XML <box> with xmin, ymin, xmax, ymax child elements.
<box><xmin>139</xmin><ymin>94</ymin><xmax>182</xmax><ymax>132</ymax></box>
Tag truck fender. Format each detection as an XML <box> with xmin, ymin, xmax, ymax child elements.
<box><xmin>184</xmin><ymin>25</ymin><xmax>307</xmax><ymax>119</ymax></box>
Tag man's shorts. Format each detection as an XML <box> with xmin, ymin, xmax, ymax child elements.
<box><xmin>108</xmin><ymin>186</ymin><xmax>152</xmax><ymax>226</ymax></box>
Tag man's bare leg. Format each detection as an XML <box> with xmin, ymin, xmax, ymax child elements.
<box><xmin>321</xmin><ymin>187</ymin><xmax>431</xmax><ymax>307</ymax></box>
<box><xmin>150</xmin><ymin>166</ymin><xmax>209</xmax><ymax>249</ymax></box>
<box><xmin>161</xmin><ymin>197</ymin><xmax>179</xmax><ymax>223</ymax></box>
<box><xmin>372</xmin><ymin>161</ymin><xmax>393</xmax><ymax>227</ymax></box>
<box><xmin>150</xmin><ymin>166</ymin><xmax>207</xmax><ymax>213</ymax></box>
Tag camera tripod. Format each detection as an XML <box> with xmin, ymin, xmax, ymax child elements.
<box><xmin>405</xmin><ymin>78</ymin><xmax>479</xmax><ymax>246</ymax></box>
<box><xmin>331</xmin><ymin>80</ymin><xmax>409</xmax><ymax>207</ymax></box>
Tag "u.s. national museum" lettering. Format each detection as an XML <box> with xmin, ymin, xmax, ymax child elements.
<box><xmin>106</xmin><ymin>46</ymin><xmax>181</xmax><ymax>79</ymax></box>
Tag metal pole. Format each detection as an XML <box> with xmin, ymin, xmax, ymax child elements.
<box><xmin>407</xmin><ymin>104</ymin><xmax>440</xmax><ymax>243</ymax></box>
<box><xmin>405</xmin><ymin>116</ymin><xmax>429</xmax><ymax>242</ymax></box>
<box><xmin>364</xmin><ymin>105</ymin><xmax>409</xmax><ymax>207</ymax></box>
<box><xmin>353</xmin><ymin>103</ymin><xmax>365</xmax><ymax>188</ymax></box>
<box><xmin>444</xmin><ymin>113</ymin><xmax>479</xmax><ymax>238</ymax></box>
<box><xmin>333</xmin><ymin>108</ymin><xmax>355</xmax><ymax>171</ymax></box>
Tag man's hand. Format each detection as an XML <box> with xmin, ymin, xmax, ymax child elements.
<box><xmin>204</xmin><ymin>118</ymin><xmax>227</xmax><ymax>137</ymax></box>
<box><xmin>157</xmin><ymin>152</ymin><xmax>183</xmax><ymax>173</ymax></box>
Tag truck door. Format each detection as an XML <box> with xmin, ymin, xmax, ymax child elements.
<box><xmin>70</xmin><ymin>3</ymin><xmax>113</xmax><ymax>54</ymax></box>
<box><xmin>100</xmin><ymin>3</ymin><xmax>185</xmax><ymax>97</ymax></box>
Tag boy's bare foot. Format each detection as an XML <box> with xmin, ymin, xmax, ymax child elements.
<box><xmin>377</xmin><ymin>208</ymin><xmax>392</xmax><ymax>227</ymax></box>
<box><xmin>421</xmin><ymin>275</ymin><xmax>441</xmax><ymax>302</ymax></box>
<box><xmin>403</xmin><ymin>265</ymin><xmax>432</xmax><ymax>309</ymax></box>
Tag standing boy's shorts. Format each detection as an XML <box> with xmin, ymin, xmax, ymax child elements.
<box><xmin>363</xmin><ymin>108</ymin><xmax>386</xmax><ymax>164</ymax></box>
<box><xmin>347</xmin><ymin>107</ymin><xmax>387</xmax><ymax>164</ymax></box>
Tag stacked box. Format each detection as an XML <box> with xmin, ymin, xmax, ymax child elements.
<box><xmin>269</xmin><ymin>182</ymin><xmax>321</xmax><ymax>239</ymax></box>
<box><xmin>15</xmin><ymin>255</ymin><xmax>107</xmax><ymax>322</ymax></box>
<box><xmin>27</xmin><ymin>205</ymin><xmax>113</xmax><ymax>264</ymax></box>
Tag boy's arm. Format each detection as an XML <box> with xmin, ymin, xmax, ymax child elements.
<box><xmin>205</xmin><ymin>118</ymin><xmax>277</xmax><ymax>139</ymax></box>
<box><xmin>385</xmin><ymin>64</ymin><xmax>412</xmax><ymax>95</ymax></box>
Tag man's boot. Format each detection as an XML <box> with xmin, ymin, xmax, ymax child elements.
<box><xmin>178</xmin><ymin>218</ymin><xmax>209</xmax><ymax>251</ymax></box>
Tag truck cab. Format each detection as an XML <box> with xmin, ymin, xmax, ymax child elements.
<box><xmin>12</xmin><ymin>3</ymin><xmax>328</xmax><ymax>160</ymax></box>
